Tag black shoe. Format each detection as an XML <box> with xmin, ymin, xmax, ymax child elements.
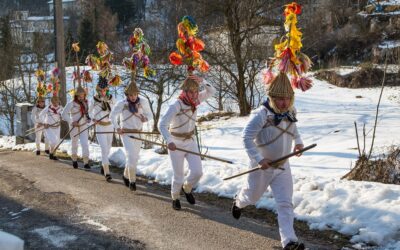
<box><xmin>105</xmin><ymin>174</ymin><xmax>112</xmax><ymax>182</ymax></box>
<box><xmin>84</xmin><ymin>164</ymin><xmax>90</xmax><ymax>169</ymax></box>
<box><xmin>45</xmin><ymin>150</ymin><xmax>50</xmax><ymax>154</ymax></box>
<box><xmin>129</xmin><ymin>182</ymin><xmax>136</xmax><ymax>191</ymax></box>
<box><xmin>283</xmin><ymin>241</ymin><xmax>305</xmax><ymax>250</ymax></box>
<box><xmin>172</xmin><ymin>199</ymin><xmax>181</xmax><ymax>210</ymax></box>
<box><xmin>231</xmin><ymin>201</ymin><xmax>242</xmax><ymax>220</ymax></box>
<box><xmin>49</xmin><ymin>154</ymin><xmax>58</xmax><ymax>161</ymax></box>
<box><xmin>72</xmin><ymin>161</ymin><xmax>78</xmax><ymax>169</ymax></box>
<box><xmin>181</xmin><ymin>187</ymin><xmax>195</xmax><ymax>205</ymax></box>
<box><xmin>100</xmin><ymin>167</ymin><xmax>104</xmax><ymax>175</ymax></box>
<box><xmin>36</xmin><ymin>150</ymin><xmax>40</xmax><ymax>156</ymax></box>
<box><xmin>122</xmin><ymin>176</ymin><xmax>129</xmax><ymax>187</ymax></box>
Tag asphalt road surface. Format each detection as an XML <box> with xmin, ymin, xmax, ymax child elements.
<box><xmin>0</xmin><ymin>150</ymin><xmax>344</xmax><ymax>249</ymax></box>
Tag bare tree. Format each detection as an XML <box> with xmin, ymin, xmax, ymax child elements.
<box><xmin>198</xmin><ymin>0</ymin><xmax>282</xmax><ymax>115</ymax></box>
<box><xmin>138</xmin><ymin>65</ymin><xmax>184</xmax><ymax>132</ymax></box>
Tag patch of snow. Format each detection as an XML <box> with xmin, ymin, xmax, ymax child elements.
<box><xmin>378</xmin><ymin>40</ymin><xmax>400</xmax><ymax>49</ymax></box>
<box><xmin>31</xmin><ymin>226</ymin><xmax>77</xmax><ymax>248</ymax></box>
<box><xmin>0</xmin><ymin>231</ymin><xmax>24</xmax><ymax>250</ymax></box>
<box><xmin>81</xmin><ymin>219</ymin><xmax>110</xmax><ymax>232</ymax></box>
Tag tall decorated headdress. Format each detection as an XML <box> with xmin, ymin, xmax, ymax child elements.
<box><xmin>70</xmin><ymin>42</ymin><xmax>89</xmax><ymax>97</ymax></box>
<box><xmin>263</xmin><ymin>2</ymin><xmax>312</xmax><ymax>98</ymax></box>
<box><xmin>169</xmin><ymin>16</ymin><xmax>210</xmax><ymax>91</ymax></box>
<box><xmin>122</xmin><ymin>28</ymin><xmax>155</xmax><ymax>96</ymax></box>
<box><xmin>47</xmin><ymin>67</ymin><xmax>61</xmax><ymax>104</ymax></box>
<box><xmin>86</xmin><ymin>41</ymin><xmax>122</xmax><ymax>96</ymax></box>
<box><xmin>35</xmin><ymin>69</ymin><xmax>48</xmax><ymax>103</ymax></box>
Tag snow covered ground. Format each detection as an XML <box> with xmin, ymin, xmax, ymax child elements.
<box><xmin>1</xmin><ymin>72</ymin><xmax>400</xmax><ymax>249</ymax></box>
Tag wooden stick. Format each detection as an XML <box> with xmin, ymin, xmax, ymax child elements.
<box><xmin>73</xmin><ymin>113</ymin><xmax>109</xmax><ymax>137</ymax></box>
<box><xmin>25</xmin><ymin>121</ymin><xmax>60</xmax><ymax>136</ymax></box>
<box><xmin>129</xmin><ymin>135</ymin><xmax>234</xmax><ymax>164</ymax></box>
<box><xmin>223</xmin><ymin>144</ymin><xmax>317</xmax><ymax>181</ymax></box>
<box><xmin>96</xmin><ymin>131</ymin><xmax>160</xmax><ymax>135</ymax></box>
<box><xmin>51</xmin><ymin>116</ymin><xmax>83</xmax><ymax>154</ymax></box>
<box><xmin>26</xmin><ymin>127</ymin><xmax>37</xmax><ymax>133</ymax></box>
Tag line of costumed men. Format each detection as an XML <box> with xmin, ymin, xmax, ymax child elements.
<box><xmin>29</xmin><ymin>3</ymin><xmax>313</xmax><ymax>249</ymax></box>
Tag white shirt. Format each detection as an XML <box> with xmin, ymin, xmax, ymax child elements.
<box><xmin>242</xmin><ymin>105</ymin><xmax>303</xmax><ymax>167</ymax></box>
<box><xmin>110</xmin><ymin>97</ymin><xmax>152</xmax><ymax>130</ymax></box>
<box><xmin>38</xmin><ymin>105</ymin><xmax>63</xmax><ymax>125</ymax></box>
<box><xmin>158</xmin><ymin>82</ymin><xmax>216</xmax><ymax>144</ymax></box>
<box><xmin>89</xmin><ymin>95</ymin><xmax>115</xmax><ymax>123</ymax></box>
<box><xmin>61</xmin><ymin>100</ymin><xmax>90</xmax><ymax>126</ymax></box>
<box><xmin>31</xmin><ymin>106</ymin><xmax>45</xmax><ymax>125</ymax></box>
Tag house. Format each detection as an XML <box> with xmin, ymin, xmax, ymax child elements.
<box><xmin>10</xmin><ymin>10</ymin><xmax>69</xmax><ymax>49</ymax></box>
<box><xmin>48</xmin><ymin>0</ymin><xmax>82</xmax><ymax>16</ymax></box>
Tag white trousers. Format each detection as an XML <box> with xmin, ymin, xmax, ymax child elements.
<box><xmin>236</xmin><ymin>162</ymin><xmax>297</xmax><ymax>247</ymax></box>
<box><xmin>69</xmin><ymin>124</ymin><xmax>89</xmax><ymax>163</ymax></box>
<box><xmin>121</xmin><ymin>134</ymin><xmax>142</xmax><ymax>182</ymax></box>
<box><xmin>95</xmin><ymin>124</ymin><xmax>113</xmax><ymax>175</ymax></box>
<box><xmin>44</xmin><ymin>127</ymin><xmax>60</xmax><ymax>153</ymax></box>
<box><xmin>168</xmin><ymin>138</ymin><xmax>202</xmax><ymax>200</ymax></box>
<box><xmin>35</xmin><ymin>127</ymin><xmax>49</xmax><ymax>151</ymax></box>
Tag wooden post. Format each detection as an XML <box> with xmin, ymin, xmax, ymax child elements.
<box><xmin>54</xmin><ymin>0</ymin><xmax>68</xmax><ymax>137</ymax></box>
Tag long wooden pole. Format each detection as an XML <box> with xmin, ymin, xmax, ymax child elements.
<box><xmin>25</xmin><ymin>121</ymin><xmax>60</xmax><ymax>136</ymax></box>
<box><xmin>73</xmin><ymin>114</ymin><xmax>109</xmax><ymax>137</ymax></box>
<box><xmin>129</xmin><ymin>135</ymin><xmax>234</xmax><ymax>164</ymax></box>
<box><xmin>96</xmin><ymin>131</ymin><xmax>160</xmax><ymax>135</ymax></box>
<box><xmin>51</xmin><ymin>116</ymin><xmax>83</xmax><ymax>154</ymax></box>
<box><xmin>223</xmin><ymin>144</ymin><xmax>317</xmax><ymax>181</ymax></box>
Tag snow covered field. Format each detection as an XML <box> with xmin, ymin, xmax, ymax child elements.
<box><xmin>1</xmin><ymin>72</ymin><xmax>400</xmax><ymax>249</ymax></box>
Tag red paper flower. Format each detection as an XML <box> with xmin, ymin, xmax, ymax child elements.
<box><xmin>169</xmin><ymin>52</ymin><xmax>183</xmax><ymax>65</ymax></box>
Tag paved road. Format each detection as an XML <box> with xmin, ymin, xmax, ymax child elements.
<box><xmin>0</xmin><ymin>150</ymin><xmax>341</xmax><ymax>249</ymax></box>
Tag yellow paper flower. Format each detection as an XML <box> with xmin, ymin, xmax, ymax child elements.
<box><xmin>72</xmin><ymin>42</ymin><xmax>80</xmax><ymax>53</ymax></box>
<box><xmin>96</xmin><ymin>41</ymin><xmax>108</xmax><ymax>55</ymax></box>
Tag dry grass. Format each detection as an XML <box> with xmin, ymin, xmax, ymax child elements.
<box><xmin>343</xmin><ymin>147</ymin><xmax>400</xmax><ymax>184</ymax></box>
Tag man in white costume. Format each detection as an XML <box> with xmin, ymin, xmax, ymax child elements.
<box><xmin>158</xmin><ymin>75</ymin><xmax>216</xmax><ymax>210</ymax></box>
<box><xmin>232</xmin><ymin>72</ymin><xmax>305</xmax><ymax>250</ymax></box>
<box><xmin>31</xmin><ymin>96</ymin><xmax>49</xmax><ymax>155</ymax></box>
<box><xmin>110</xmin><ymin>80</ymin><xmax>152</xmax><ymax>191</ymax></box>
<box><xmin>39</xmin><ymin>95</ymin><xmax>63</xmax><ymax>160</ymax></box>
<box><xmin>90</xmin><ymin>76</ymin><xmax>115</xmax><ymax>181</ymax></box>
<box><xmin>61</xmin><ymin>84</ymin><xmax>91</xmax><ymax>169</ymax></box>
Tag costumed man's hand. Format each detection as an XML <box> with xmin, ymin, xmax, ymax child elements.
<box><xmin>37</xmin><ymin>123</ymin><xmax>43</xmax><ymax>128</ymax></box>
<box><xmin>259</xmin><ymin>158</ymin><xmax>271</xmax><ymax>170</ymax></box>
<box><xmin>294</xmin><ymin>144</ymin><xmax>304</xmax><ymax>156</ymax></box>
<box><xmin>139</xmin><ymin>115</ymin><xmax>148</xmax><ymax>123</ymax></box>
<box><xmin>188</xmin><ymin>75</ymin><xmax>203</xmax><ymax>84</ymax></box>
<box><xmin>116</xmin><ymin>128</ymin><xmax>123</xmax><ymax>135</ymax></box>
<box><xmin>168</xmin><ymin>142</ymin><xmax>177</xmax><ymax>151</ymax></box>
<box><xmin>72</xmin><ymin>121</ymin><xmax>79</xmax><ymax>127</ymax></box>
<box><xmin>44</xmin><ymin>124</ymin><xmax>49</xmax><ymax>129</ymax></box>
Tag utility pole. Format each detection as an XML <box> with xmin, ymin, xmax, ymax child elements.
<box><xmin>54</xmin><ymin>0</ymin><xmax>68</xmax><ymax>136</ymax></box>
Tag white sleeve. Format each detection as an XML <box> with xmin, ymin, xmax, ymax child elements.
<box><xmin>242</xmin><ymin>110</ymin><xmax>265</xmax><ymax>165</ymax></box>
<box><xmin>58</xmin><ymin>106</ymin><xmax>64</xmax><ymax>116</ymax></box>
<box><xmin>31</xmin><ymin>107</ymin><xmax>37</xmax><ymax>124</ymax></box>
<box><xmin>38</xmin><ymin>107</ymin><xmax>47</xmax><ymax>124</ymax></box>
<box><xmin>61</xmin><ymin>102</ymin><xmax>73</xmax><ymax>124</ymax></box>
<box><xmin>292</xmin><ymin>108</ymin><xmax>303</xmax><ymax>145</ymax></box>
<box><xmin>198</xmin><ymin>80</ymin><xmax>216</xmax><ymax>103</ymax></box>
<box><xmin>110</xmin><ymin>100</ymin><xmax>124</xmax><ymax>129</ymax></box>
<box><xmin>89</xmin><ymin>99</ymin><xmax>95</xmax><ymax>119</ymax></box>
<box><xmin>158</xmin><ymin>102</ymin><xmax>179</xmax><ymax>144</ymax></box>
<box><xmin>141</xmin><ymin>98</ymin><xmax>153</xmax><ymax>121</ymax></box>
